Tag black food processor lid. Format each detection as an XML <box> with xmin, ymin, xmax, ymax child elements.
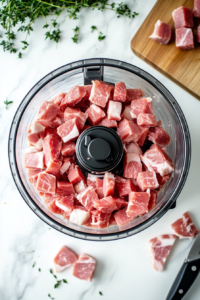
<box><xmin>76</xmin><ymin>126</ymin><xmax>124</xmax><ymax>174</ymax></box>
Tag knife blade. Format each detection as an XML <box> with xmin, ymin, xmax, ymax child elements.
<box><xmin>166</xmin><ymin>233</ymin><xmax>200</xmax><ymax>300</ymax></box>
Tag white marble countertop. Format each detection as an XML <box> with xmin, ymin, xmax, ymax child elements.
<box><xmin>1</xmin><ymin>0</ymin><xmax>200</xmax><ymax>299</ymax></box>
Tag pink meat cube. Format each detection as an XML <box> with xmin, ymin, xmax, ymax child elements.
<box><xmin>61</xmin><ymin>141</ymin><xmax>76</xmax><ymax>156</ymax></box>
<box><xmin>123</xmin><ymin>153</ymin><xmax>142</xmax><ymax>179</ymax></box>
<box><xmin>149</xmin><ymin>20</ymin><xmax>172</xmax><ymax>44</ymax></box>
<box><xmin>197</xmin><ymin>25</ymin><xmax>200</xmax><ymax>42</ymax></box>
<box><xmin>86</xmin><ymin>174</ymin><xmax>97</xmax><ymax>188</ymax></box>
<box><xmin>126</xmin><ymin>89</ymin><xmax>144</xmax><ymax>103</ymax></box>
<box><xmin>61</xmin><ymin>86</ymin><xmax>86</xmax><ymax>108</ymax></box>
<box><xmin>43</xmin><ymin>135</ymin><xmax>62</xmax><ymax>167</ymax></box>
<box><xmin>113</xmin><ymin>197</ymin><xmax>128</xmax><ymax>209</ymax></box>
<box><xmin>64</xmin><ymin>107</ymin><xmax>88</xmax><ymax>129</ymax></box>
<box><xmin>117</xmin><ymin>118</ymin><xmax>142</xmax><ymax>143</ymax></box>
<box><xmin>49</xmin><ymin>116</ymin><xmax>62</xmax><ymax>128</ymax></box>
<box><xmin>171</xmin><ymin>212</ymin><xmax>199</xmax><ymax>239</ymax></box>
<box><xmin>107</xmin><ymin>100</ymin><xmax>122</xmax><ymax>121</ymax></box>
<box><xmin>193</xmin><ymin>0</ymin><xmax>200</xmax><ymax>17</ymax></box>
<box><xmin>115</xmin><ymin>176</ymin><xmax>136</xmax><ymax>197</ymax></box>
<box><xmin>57</xmin><ymin>118</ymin><xmax>79</xmax><ymax>143</ymax></box>
<box><xmin>60</xmin><ymin>158</ymin><xmax>71</xmax><ymax>175</ymax></box>
<box><xmin>97</xmin><ymin>116</ymin><xmax>117</xmax><ymax>128</ymax></box>
<box><xmin>91</xmin><ymin>210</ymin><xmax>111</xmax><ymax>228</ymax></box>
<box><xmin>156</xmin><ymin>173</ymin><xmax>171</xmax><ymax>189</ymax></box>
<box><xmin>149</xmin><ymin>235</ymin><xmax>177</xmax><ymax>272</ymax></box>
<box><xmin>46</xmin><ymin>160</ymin><xmax>62</xmax><ymax>179</ymax></box>
<box><xmin>137</xmin><ymin>113</ymin><xmax>157</xmax><ymax>127</ymax></box>
<box><xmin>81</xmin><ymin>85</ymin><xmax>92</xmax><ymax>100</ymax></box>
<box><xmin>73</xmin><ymin>253</ymin><xmax>96</xmax><ymax>281</ymax></box>
<box><xmin>176</xmin><ymin>28</ymin><xmax>194</xmax><ymax>50</ymax></box>
<box><xmin>148</xmin><ymin>190</ymin><xmax>158</xmax><ymax>211</ymax></box>
<box><xmin>51</xmin><ymin>93</ymin><xmax>66</xmax><ymax>106</ymax></box>
<box><xmin>36</xmin><ymin>172</ymin><xmax>56</xmax><ymax>194</ymax></box>
<box><xmin>147</xmin><ymin>127</ymin><xmax>171</xmax><ymax>147</ymax></box>
<box><xmin>113</xmin><ymin>208</ymin><xmax>134</xmax><ymax>226</ymax></box>
<box><xmin>76</xmin><ymin>186</ymin><xmax>99</xmax><ymax>211</ymax></box>
<box><xmin>126</xmin><ymin>191</ymin><xmax>150</xmax><ymax>218</ymax></box>
<box><xmin>31</xmin><ymin>121</ymin><xmax>45</xmax><ymax>134</ymax></box>
<box><xmin>86</xmin><ymin>104</ymin><xmax>106</xmax><ymax>125</ymax></box>
<box><xmin>103</xmin><ymin>172</ymin><xmax>115</xmax><ymax>197</ymax></box>
<box><xmin>131</xmin><ymin>98</ymin><xmax>153</xmax><ymax>118</ymax></box>
<box><xmin>27</xmin><ymin>133</ymin><xmax>43</xmax><ymax>150</ymax></box>
<box><xmin>113</xmin><ymin>82</ymin><xmax>127</xmax><ymax>102</ymax></box>
<box><xmin>54</xmin><ymin>246</ymin><xmax>78</xmax><ymax>272</ymax></box>
<box><xmin>69</xmin><ymin>206</ymin><xmax>90</xmax><ymax>225</ymax></box>
<box><xmin>94</xmin><ymin>196</ymin><xmax>117</xmax><ymax>213</ymax></box>
<box><xmin>138</xmin><ymin>127</ymin><xmax>149</xmax><ymax>146</ymax></box>
<box><xmin>68</xmin><ymin>165</ymin><xmax>85</xmax><ymax>185</ymax></box>
<box><xmin>137</xmin><ymin>171</ymin><xmax>159</xmax><ymax>191</ymax></box>
<box><xmin>57</xmin><ymin>181</ymin><xmax>75</xmax><ymax>195</ymax></box>
<box><xmin>141</xmin><ymin>144</ymin><xmax>174</xmax><ymax>176</ymax></box>
<box><xmin>55</xmin><ymin>195</ymin><xmax>74</xmax><ymax>215</ymax></box>
<box><xmin>121</xmin><ymin>105</ymin><xmax>134</xmax><ymax>121</ymax></box>
<box><xmin>123</xmin><ymin>142</ymin><xmax>142</xmax><ymax>155</ymax></box>
<box><xmin>24</xmin><ymin>152</ymin><xmax>44</xmax><ymax>169</ymax></box>
<box><xmin>95</xmin><ymin>177</ymin><xmax>104</xmax><ymax>199</ymax></box>
<box><xmin>89</xmin><ymin>80</ymin><xmax>113</xmax><ymax>108</ymax></box>
<box><xmin>46</xmin><ymin>198</ymin><xmax>64</xmax><ymax>214</ymax></box>
<box><xmin>74</xmin><ymin>180</ymin><xmax>87</xmax><ymax>194</ymax></box>
<box><xmin>172</xmin><ymin>6</ymin><xmax>193</xmax><ymax>29</ymax></box>
<box><xmin>37</xmin><ymin>101</ymin><xmax>60</xmax><ymax>127</ymax></box>
<box><xmin>27</xmin><ymin>168</ymin><xmax>43</xmax><ymax>184</ymax></box>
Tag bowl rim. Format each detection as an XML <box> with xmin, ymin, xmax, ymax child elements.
<box><xmin>8</xmin><ymin>58</ymin><xmax>191</xmax><ymax>241</ymax></box>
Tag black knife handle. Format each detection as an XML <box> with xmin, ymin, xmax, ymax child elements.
<box><xmin>166</xmin><ymin>258</ymin><xmax>200</xmax><ymax>300</ymax></box>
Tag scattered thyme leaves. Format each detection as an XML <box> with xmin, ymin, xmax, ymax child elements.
<box><xmin>53</xmin><ymin>275</ymin><xmax>57</xmax><ymax>279</ymax></box>
<box><xmin>48</xmin><ymin>294</ymin><xmax>54</xmax><ymax>300</ymax></box>
<box><xmin>72</xmin><ymin>26</ymin><xmax>79</xmax><ymax>44</ymax></box>
<box><xmin>62</xmin><ymin>279</ymin><xmax>67</xmax><ymax>283</ymax></box>
<box><xmin>91</xmin><ymin>25</ymin><xmax>97</xmax><ymax>32</ymax></box>
<box><xmin>38</xmin><ymin>268</ymin><xmax>41</xmax><ymax>272</ymax></box>
<box><xmin>32</xmin><ymin>262</ymin><xmax>36</xmax><ymax>268</ymax></box>
<box><xmin>54</xmin><ymin>280</ymin><xmax>62</xmax><ymax>289</ymax></box>
<box><xmin>91</xmin><ymin>26</ymin><xmax>106</xmax><ymax>41</ymax></box>
<box><xmin>4</xmin><ymin>99</ymin><xmax>13</xmax><ymax>109</ymax></box>
<box><xmin>50</xmin><ymin>269</ymin><xmax>53</xmax><ymax>274</ymax></box>
<box><xmin>99</xmin><ymin>291</ymin><xmax>103</xmax><ymax>295</ymax></box>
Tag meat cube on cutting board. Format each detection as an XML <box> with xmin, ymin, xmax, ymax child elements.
<box><xmin>176</xmin><ymin>28</ymin><xmax>194</xmax><ymax>50</ymax></box>
<box><xmin>54</xmin><ymin>246</ymin><xmax>78</xmax><ymax>272</ymax></box>
<box><xmin>149</xmin><ymin>20</ymin><xmax>172</xmax><ymax>45</ymax></box>
<box><xmin>73</xmin><ymin>253</ymin><xmax>96</xmax><ymax>281</ymax></box>
<box><xmin>172</xmin><ymin>6</ymin><xmax>193</xmax><ymax>29</ymax></box>
<box><xmin>171</xmin><ymin>212</ymin><xmax>199</xmax><ymax>239</ymax></box>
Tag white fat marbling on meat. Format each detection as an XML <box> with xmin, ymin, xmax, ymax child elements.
<box><xmin>126</xmin><ymin>153</ymin><xmax>141</xmax><ymax>164</ymax></box>
<box><xmin>31</xmin><ymin>122</ymin><xmax>45</xmax><ymax>133</ymax></box>
<box><xmin>69</xmin><ymin>209</ymin><xmax>90</xmax><ymax>225</ymax></box>
<box><xmin>62</xmin><ymin>123</ymin><xmax>79</xmax><ymax>143</ymax></box>
<box><xmin>24</xmin><ymin>146</ymin><xmax>39</xmax><ymax>153</ymax></box>
<box><xmin>34</xmin><ymin>138</ymin><xmax>43</xmax><ymax>150</ymax></box>
<box><xmin>60</xmin><ymin>161</ymin><xmax>71</xmax><ymax>174</ymax></box>
<box><xmin>55</xmin><ymin>200</ymin><xmax>71</xmax><ymax>214</ymax></box>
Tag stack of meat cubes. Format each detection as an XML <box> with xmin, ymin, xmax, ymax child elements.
<box><xmin>24</xmin><ymin>80</ymin><xmax>174</xmax><ymax>229</ymax></box>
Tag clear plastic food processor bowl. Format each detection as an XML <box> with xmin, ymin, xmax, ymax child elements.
<box><xmin>8</xmin><ymin>58</ymin><xmax>191</xmax><ymax>241</ymax></box>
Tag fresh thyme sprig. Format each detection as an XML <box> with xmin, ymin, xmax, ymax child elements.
<box><xmin>91</xmin><ymin>26</ymin><xmax>106</xmax><ymax>41</ymax></box>
<box><xmin>72</xmin><ymin>26</ymin><xmax>79</xmax><ymax>44</ymax></box>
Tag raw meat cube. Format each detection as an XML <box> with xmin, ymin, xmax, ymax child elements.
<box><xmin>76</xmin><ymin>186</ymin><xmax>99</xmax><ymax>211</ymax></box>
<box><xmin>89</xmin><ymin>80</ymin><xmax>113</xmax><ymax>108</ymax></box>
<box><xmin>113</xmin><ymin>82</ymin><xmax>127</xmax><ymax>102</ymax></box>
<box><xmin>138</xmin><ymin>127</ymin><xmax>149</xmax><ymax>146</ymax></box>
<box><xmin>47</xmin><ymin>198</ymin><xmax>63</xmax><ymax>214</ymax></box>
<box><xmin>95</xmin><ymin>177</ymin><xmax>104</xmax><ymax>199</ymax></box>
<box><xmin>61</xmin><ymin>86</ymin><xmax>86</xmax><ymax>108</ymax></box>
<box><xmin>68</xmin><ymin>165</ymin><xmax>85</xmax><ymax>184</ymax></box>
<box><xmin>81</xmin><ymin>85</ymin><xmax>92</xmax><ymax>100</ymax></box>
<box><xmin>27</xmin><ymin>168</ymin><xmax>43</xmax><ymax>182</ymax></box>
<box><xmin>197</xmin><ymin>25</ymin><xmax>200</xmax><ymax>43</ymax></box>
<box><xmin>86</xmin><ymin>104</ymin><xmax>106</xmax><ymax>125</ymax></box>
<box><xmin>46</xmin><ymin>160</ymin><xmax>62</xmax><ymax>179</ymax></box>
<box><xmin>176</xmin><ymin>28</ymin><xmax>194</xmax><ymax>50</ymax></box>
<box><xmin>87</xmin><ymin>174</ymin><xmax>97</xmax><ymax>189</ymax></box>
<box><xmin>117</xmin><ymin>118</ymin><xmax>142</xmax><ymax>143</ymax></box>
<box><xmin>156</xmin><ymin>173</ymin><xmax>171</xmax><ymax>189</ymax></box>
<box><xmin>147</xmin><ymin>127</ymin><xmax>171</xmax><ymax>147</ymax></box>
<box><xmin>123</xmin><ymin>153</ymin><xmax>142</xmax><ymax>179</ymax></box>
<box><xmin>91</xmin><ymin>210</ymin><xmax>111</xmax><ymax>228</ymax></box>
<box><xmin>54</xmin><ymin>246</ymin><xmax>78</xmax><ymax>273</ymax></box>
<box><xmin>43</xmin><ymin>135</ymin><xmax>62</xmax><ymax>167</ymax></box>
<box><xmin>107</xmin><ymin>100</ymin><xmax>122</xmax><ymax>121</ymax></box>
<box><xmin>103</xmin><ymin>172</ymin><xmax>115</xmax><ymax>197</ymax></box>
<box><xmin>51</xmin><ymin>93</ymin><xmax>66</xmax><ymax>106</ymax></box>
<box><xmin>74</xmin><ymin>180</ymin><xmax>87</xmax><ymax>194</ymax></box>
<box><xmin>28</xmin><ymin>133</ymin><xmax>43</xmax><ymax>150</ymax></box>
<box><xmin>37</xmin><ymin>101</ymin><xmax>59</xmax><ymax>127</ymax></box>
<box><xmin>64</xmin><ymin>107</ymin><xmax>88</xmax><ymax>129</ymax></box>
<box><xmin>131</xmin><ymin>98</ymin><xmax>153</xmax><ymax>118</ymax></box>
<box><xmin>94</xmin><ymin>196</ymin><xmax>117</xmax><ymax>213</ymax></box>
<box><xmin>115</xmin><ymin>176</ymin><xmax>136</xmax><ymax>197</ymax></box>
<box><xmin>121</xmin><ymin>105</ymin><xmax>134</xmax><ymax>121</ymax></box>
<box><xmin>172</xmin><ymin>6</ymin><xmax>193</xmax><ymax>29</ymax></box>
<box><xmin>24</xmin><ymin>152</ymin><xmax>44</xmax><ymax>169</ymax></box>
<box><xmin>31</xmin><ymin>122</ymin><xmax>45</xmax><ymax>133</ymax></box>
<box><xmin>36</xmin><ymin>172</ymin><xmax>56</xmax><ymax>194</ymax></box>
<box><xmin>137</xmin><ymin>113</ymin><xmax>157</xmax><ymax>127</ymax></box>
<box><xmin>97</xmin><ymin>116</ymin><xmax>117</xmax><ymax>128</ymax></box>
<box><xmin>126</xmin><ymin>89</ymin><xmax>144</xmax><ymax>103</ymax></box>
<box><xmin>70</xmin><ymin>206</ymin><xmax>90</xmax><ymax>225</ymax></box>
<box><xmin>25</xmin><ymin>146</ymin><xmax>39</xmax><ymax>153</ymax></box>
<box><xmin>73</xmin><ymin>253</ymin><xmax>96</xmax><ymax>281</ymax></box>
<box><xmin>113</xmin><ymin>208</ymin><xmax>134</xmax><ymax>226</ymax></box>
<box><xmin>109</xmin><ymin>215</ymin><xmax>117</xmax><ymax>226</ymax></box>
<box><xmin>141</xmin><ymin>144</ymin><xmax>174</xmax><ymax>176</ymax></box>
<box><xmin>113</xmin><ymin>197</ymin><xmax>128</xmax><ymax>209</ymax></box>
<box><xmin>57</xmin><ymin>118</ymin><xmax>79</xmax><ymax>143</ymax></box>
<box><xmin>193</xmin><ymin>0</ymin><xmax>200</xmax><ymax>17</ymax></box>
<box><xmin>171</xmin><ymin>212</ymin><xmax>199</xmax><ymax>239</ymax></box>
<box><xmin>149</xmin><ymin>235</ymin><xmax>177</xmax><ymax>272</ymax></box>
<box><xmin>149</xmin><ymin>20</ymin><xmax>172</xmax><ymax>44</ymax></box>
<box><xmin>49</xmin><ymin>116</ymin><xmax>62</xmax><ymax>128</ymax></box>
<box><xmin>126</xmin><ymin>192</ymin><xmax>150</xmax><ymax>218</ymax></box>
<box><xmin>60</xmin><ymin>158</ymin><xmax>71</xmax><ymax>175</ymax></box>
<box><xmin>55</xmin><ymin>195</ymin><xmax>74</xmax><ymax>215</ymax></box>
<box><xmin>57</xmin><ymin>181</ymin><xmax>75</xmax><ymax>195</ymax></box>
<box><xmin>45</xmin><ymin>127</ymin><xmax>61</xmax><ymax>140</ymax></box>
<box><xmin>137</xmin><ymin>171</ymin><xmax>159</xmax><ymax>191</ymax></box>
<box><xmin>148</xmin><ymin>190</ymin><xmax>158</xmax><ymax>211</ymax></box>
<box><xmin>61</xmin><ymin>141</ymin><xmax>76</xmax><ymax>156</ymax></box>
<box><xmin>123</xmin><ymin>142</ymin><xmax>142</xmax><ymax>155</ymax></box>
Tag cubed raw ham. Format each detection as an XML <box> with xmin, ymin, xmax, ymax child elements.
<box><xmin>141</xmin><ymin>144</ymin><xmax>174</xmax><ymax>176</ymax></box>
<box><xmin>57</xmin><ymin>181</ymin><xmax>75</xmax><ymax>195</ymax></box>
<box><xmin>115</xmin><ymin>176</ymin><xmax>136</xmax><ymax>197</ymax></box>
<box><xmin>148</xmin><ymin>190</ymin><xmax>158</xmax><ymax>211</ymax></box>
<box><xmin>147</xmin><ymin>127</ymin><xmax>171</xmax><ymax>147</ymax></box>
<box><xmin>45</xmin><ymin>127</ymin><xmax>60</xmax><ymax>140</ymax></box>
<box><xmin>43</xmin><ymin>135</ymin><xmax>62</xmax><ymax>167</ymax></box>
<box><xmin>113</xmin><ymin>208</ymin><xmax>134</xmax><ymax>226</ymax></box>
<box><xmin>193</xmin><ymin>0</ymin><xmax>200</xmax><ymax>17</ymax></box>
<box><xmin>176</xmin><ymin>28</ymin><xmax>194</xmax><ymax>50</ymax></box>
<box><xmin>61</xmin><ymin>141</ymin><xmax>76</xmax><ymax>156</ymax></box>
<box><xmin>109</xmin><ymin>215</ymin><xmax>117</xmax><ymax>226</ymax></box>
<box><xmin>86</xmin><ymin>104</ymin><xmax>106</xmax><ymax>125</ymax></box>
<box><xmin>137</xmin><ymin>171</ymin><xmax>159</xmax><ymax>191</ymax></box>
<box><xmin>46</xmin><ymin>198</ymin><xmax>63</xmax><ymax>214</ymax></box>
<box><xmin>113</xmin><ymin>82</ymin><xmax>126</xmax><ymax>102</ymax></box>
<box><xmin>91</xmin><ymin>210</ymin><xmax>111</xmax><ymax>228</ymax></box>
<box><xmin>28</xmin><ymin>168</ymin><xmax>43</xmax><ymax>185</ymax></box>
<box><xmin>97</xmin><ymin>116</ymin><xmax>117</xmax><ymax>128</ymax></box>
<box><xmin>123</xmin><ymin>153</ymin><xmax>142</xmax><ymax>179</ymax></box>
<box><xmin>95</xmin><ymin>177</ymin><xmax>104</xmax><ymax>199</ymax></box>
<box><xmin>36</xmin><ymin>172</ymin><xmax>56</xmax><ymax>194</ymax></box>
<box><xmin>107</xmin><ymin>100</ymin><xmax>122</xmax><ymax>121</ymax></box>
<box><xmin>57</xmin><ymin>118</ymin><xmax>79</xmax><ymax>143</ymax></box>
<box><xmin>126</xmin><ymin>192</ymin><xmax>150</xmax><ymax>218</ymax></box>
<box><xmin>68</xmin><ymin>165</ymin><xmax>85</xmax><ymax>184</ymax></box>
<box><xmin>172</xmin><ymin>6</ymin><xmax>193</xmax><ymax>29</ymax></box>
<box><xmin>137</xmin><ymin>113</ymin><xmax>157</xmax><ymax>127</ymax></box>
<box><xmin>24</xmin><ymin>152</ymin><xmax>44</xmax><ymax>169</ymax></box>
<box><xmin>117</xmin><ymin>118</ymin><xmax>142</xmax><ymax>143</ymax></box>
<box><xmin>149</xmin><ymin>235</ymin><xmax>177</xmax><ymax>272</ymax></box>
<box><xmin>87</xmin><ymin>174</ymin><xmax>97</xmax><ymax>188</ymax></box>
<box><xmin>55</xmin><ymin>195</ymin><xmax>74</xmax><ymax>215</ymax></box>
<box><xmin>61</xmin><ymin>86</ymin><xmax>86</xmax><ymax>108</ymax></box>
<box><xmin>64</xmin><ymin>107</ymin><xmax>88</xmax><ymax>129</ymax></box>
<box><xmin>49</xmin><ymin>116</ymin><xmax>62</xmax><ymax>128</ymax></box>
<box><xmin>76</xmin><ymin>186</ymin><xmax>99</xmax><ymax>211</ymax></box>
<box><xmin>69</xmin><ymin>206</ymin><xmax>90</xmax><ymax>225</ymax></box>
<box><xmin>123</xmin><ymin>142</ymin><xmax>142</xmax><ymax>155</ymax></box>
<box><xmin>46</xmin><ymin>160</ymin><xmax>62</xmax><ymax>179</ymax></box>
<box><xmin>54</xmin><ymin>246</ymin><xmax>78</xmax><ymax>273</ymax></box>
<box><xmin>89</xmin><ymin>80</ymin><xmax>113</xmax><ymax>108</ymax></box>
<box><xmin>126</xmin><ymin>89</ymin><xmax>144</xmax><ymax>103</ymax></box>
<box><xmin>113</xmin><ymin>197</ymin><xmax>128</xmax><ymax>209</ymax></box>
<box><xmin>171</xmin><ymin>212</ymin><xmax>199</xmax><ymax>239</ymax></box>
<box><xmin>94</xmin><ymin>196</ymin><xmax>117</xmax><ymax>213</ymax></box>
<box><xmin>73</xmin><ymin>253</ymin><xmax>96</xmax><ymax>281</ymax></box>
<box><xmin>31</xmin><ymin>122</ymin><xmax>45</xmax><ymax>133</ymax></box>
<box><xmin>131</xmin><ymin>98</ymin><xmax>153</xmax><ymax>118</ymax></box>
<box><xmin>156</xmin><ymin>173</ymin><xmax>172</xmax><ymax>189</ymax></box>
<box><xmin>103</xmin><ymin>172</ymin><xmax>115</xmax><ymax>197</ymax></box>
<box><xmin>51</xmin><ymin>93</ymin><xmax>66</xmax><ymax>106</ymax></box>
<box><xmin>74</xmin><ymin>180</ymin><xmax>87</xmax><ymax>194</ymax></box>
<box><xmin>138</xmin><ymin>127</ymin><xmax>149</xmax><ymax>146</ymax></box>
<box><xmin>121</xmin><ymin>105</ymin><xmax>134</xmax><ymax>121</ymax></box>
<box><xmin>25</xmin><ymin>146</ymin><xmax>39</xmax><ymax>153</ymax></box>
<box><xmin>37</xmin><ymin>101</ymin><xmax>59</xmax><ymax>127</ymax></box>
<box><xmin>81</xmin><ymin>85</ymin><xmax>92</xmax><ymax>100</ymax></box>
<box><xmin>60</xmin><ymin>158</ymin><xmax>71</xmax><ymax>175</ymax></box>
<box><xmin>28</xmin><ymin>133</ymin><xmax>43</xmax><ymax>150</ymax></box>
<box><xmin>149</xmin><ymin>20</ymin><xmax>172</xmax><ymax>44</ymax></box>
<box><xmin>197</xmin><ymin>25</ymin><xmax>200</xmax><ymax>43</ymax></box>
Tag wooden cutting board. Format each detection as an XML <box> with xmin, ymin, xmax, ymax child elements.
<box><xmin>131</xmin><ymin>0</ymin><xmax>200</xmax><ymax>100</ymax></box>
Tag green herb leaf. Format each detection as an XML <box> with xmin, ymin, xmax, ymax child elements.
<box><xmin>32</xmin><ymin>262</ymin><xmax>36</xmax><ymax>268</ymax></box>
<box><xmin>50</xmin><ymin>269</ymin><xmax>53</xmax><ymax>274</ymax></box>
<box><xmin>98</xmin><ymin>32</ymin><xmax>106</xmax><ymax>41</ymax></box>
<box><xmin>72</xmin><ymin>26</ymin><xmax>79</xmax><ymax>44</ymax></box>
<box><xmin>53</xmin><ymin>275</ymin><xmax>57</xmax><ymax>279</ymax></box>
<box><xmin>54</xmin><ymin>280</ymin><xmax>62</xmax><ymax>289</ymax></box>
<box><xmin>62</xmin><ymin>279</ymin><xmax>67</xmax><ymax>283</ymax></box>
<box><xmin>91</xmin><ymin>25</ymin><xmax>97</xmax><ymax>32</ymax></box>
<box><xmin>99</xmin><ymin>291</ymin><xmax>103</xmax><ymax>295</ymax></box>
<box><xmin>38</xmin><ymin>268</ymin><xmax>41</xmax><ymax>272</ymax></box>
<box><xmin>18</xmin><ymin>52</ymin><xmax>22</xmax><ymax>58</ymax></box>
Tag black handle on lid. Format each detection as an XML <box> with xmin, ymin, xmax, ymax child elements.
<box><xmin>84</xmin><ymin>66</ymin><xmax>103</xmax><ymax>85</ymax></box>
